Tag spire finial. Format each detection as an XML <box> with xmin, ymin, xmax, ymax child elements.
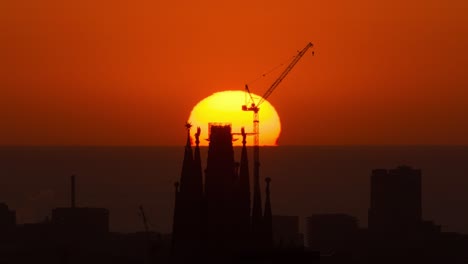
<box><xmin>185</xmin><ymin>122</ymin><xmax>192</xmax><ymax>146</ymax></box>
<box><xmin>195</xmin><ymin>127</ymin><xmax>201</xmax><ymax>146</ymax></box>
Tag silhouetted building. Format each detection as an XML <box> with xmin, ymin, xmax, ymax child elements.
<box><xmin>172</xmin><ymin>124</ymin><xmax>204</xmax><ymax>258</ymax></box>
<box><xmin>306</xmin><ymin>214</ymin><xmax>359</xmax><ymax>254</ymax></box>
<box><xmin>368</xmin><ymin>165</ymin><xmax>422</xmax><ymax>235</ymax></box>
<box><xmin>0</xmin><ymin>203</ymin><xmax>16</xmax><ymax>234</ymax></box>
<box><xmin>272</xmin><ymin>215</ymin><xmax>303</xmax><ymax>248</ymax></box>
<box><xmin>172</xmin><ymin>123</ymin><xmax>273</xmax><ymax>261</ymax></box>
<box><xmin>51</xmin><ymin>175</ymin><xmax>109</xmax><ymax>237</ymax></box>
<box><xmin>203</xmin><ymin>124</ymin><xmax>242</xmax><ymax>254</ymax></box>
<box><xmin>51</xmin><ymin>207</ymin><xmax>109</xmax><ymax>235</ymax></box>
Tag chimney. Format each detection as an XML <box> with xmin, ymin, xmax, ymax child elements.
<box><xmin>71</xmin><ymin>175</ymin><xmax>76</xmax><ymax>208</ymax></box>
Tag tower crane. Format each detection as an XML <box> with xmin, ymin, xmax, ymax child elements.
<box><xmin>139</xmin><ymin>205</ymin><xmax>150</xmax><ymax>234</ymax></box>
<box><xmin>242</xmin><ymin>42</ymin><xmax>313</xmax><ymax>216</ymax></box>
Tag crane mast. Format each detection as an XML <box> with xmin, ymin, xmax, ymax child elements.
<box><xmin>242</xmin><ymin>42</ymin><xmax>313</xmax><ymax>221</ymax></box>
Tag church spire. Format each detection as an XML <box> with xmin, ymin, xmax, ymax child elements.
<box><xmin>238</xmin><ymin>128</ymin><xmax>251</xmax><ymax>244</ymax></box>
<box><xmin>251</xmin><ymin>139</ymin><xmax>263</xmax><ymax>244</ymax></box>
<box><xmin>239</xmin><ymin>128</ymin><xmax>251</xmax><ymax>209</ymax></box>
<box><xmin>193</xmin><ymin>127</ymin><xmax>203</xmax><ymax>200</ymax></box>
<box><xmin>172</xmin><ymin>123</ymin><xmax>202</xmax><ymax>260</ymax></box>
<box><xmin>184</xmin><ymin>122</ymin><xmax>193</xmax><ymax>148</ymax></box>
<box><xmin>179</xmin><ymin>122</ymin><xmax>194</xmax><ymax>194</ymax></box>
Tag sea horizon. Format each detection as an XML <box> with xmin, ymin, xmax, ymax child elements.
<box><xmin>1</xmin><ymin>145</ymin><xmax>467</xmax><ymax>235</ymax></box>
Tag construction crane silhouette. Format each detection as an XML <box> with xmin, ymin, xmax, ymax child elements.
<box><xmin>139</xmin><ymin>205</ymin><xmax>150</xmax><ymax>234</ymax></box>
<box><xmin>242</xmin><ymin>42</ymin><xmax>313</xmax><ymax>222</ymax></box>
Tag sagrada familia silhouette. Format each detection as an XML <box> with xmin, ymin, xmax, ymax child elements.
<box><xmin>171</xmin><ymin>123</ymin><xmax>273</xmax><ymax>261</ymax></box>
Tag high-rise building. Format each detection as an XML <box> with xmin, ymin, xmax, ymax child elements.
<box><xmin>368</xmin><ymin>165</ymin><xmax>422</xmax><ymax>235</ymax></box>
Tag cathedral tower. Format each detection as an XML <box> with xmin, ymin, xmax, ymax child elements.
<box><xmin>171</xmin><ymin>123</ymin><xmax>204</xmax><ymax>259</ymax></box>
<box><xmin>172</xmin><ymin>123</ymin><xmax>274</xmax><ymax>260</ymax></box>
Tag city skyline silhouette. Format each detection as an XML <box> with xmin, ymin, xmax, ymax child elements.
<box><xmin>2</xmin><ymin>125</ymin><xmax>468</xmax><ymax>262</ymax></box>
<box><xmin>2</xmin><ymin>0</ymin><xmax>467</xmax><ymax>262</ymax></box>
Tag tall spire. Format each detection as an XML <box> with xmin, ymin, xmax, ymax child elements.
<box><xmin>191</xmin><ymin>126</ymin><xmax>204</xmax><ymax>255</ymax></box>
<box><xmin>172</xmin><ymin>123</ymin><xmax>199</xmax><ymax>260</ymax></box>
<box><xmin>239</xmin><ymin>128</ymin><xmax>251</xmax><ymax>229</ymax></box>
<box><xmin>251</xmin><ymin>140</ymin><xmax>263</xmax><ymax>245</ymax></box>
<box><xmin>185</xmin><ymin>122</ymin><xmax>192</xmax><ymax>146</ymax></box>
<box><xmin>193</xmin><ymin>127</ymin><xmax>203</xmax><ymax>200</ymax></box>
<box><xmin>236</xmin><ymin>128</ymin><xmax>252</xmax><ymax>249</ymax></box>
<box><xmin>264</xmin><ymin>177</ymin><xmax>273</xmax><ymax>249</ymax></box>
<box><xmin>179</xmin><ymin>122</ymin><xmax>194</xmax><ymax>194</ymax></box>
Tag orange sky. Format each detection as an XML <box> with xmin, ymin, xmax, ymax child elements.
<box><xmin>1</xmin><ymin>0</ymin><xmax>467</xmax><ymax>145</ymax></box>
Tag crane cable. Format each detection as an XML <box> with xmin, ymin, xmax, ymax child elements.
<box><xmin>246</xmin><ymin>54</ymin><xmax>297</xmax><ymax>86</ymax></box>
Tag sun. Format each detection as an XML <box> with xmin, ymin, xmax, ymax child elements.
<box><xmin>188</xmin><ymin>90</ymin><xmax>281</xmax><ymax>146</ymax></box>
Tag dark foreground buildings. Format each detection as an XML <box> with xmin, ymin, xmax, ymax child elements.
<box><xmin>272</xmin><ymin>215</ymin><xmax>304</xmax><ymax>249</ymax></box>
<box><xmin>0</xmin><ymin>176</ymin><xmax>170</xmax><ymax>264</ymax></box>
<box><xmin>307</xmin><ymin>214</ymin><xmax>360</xmax><ymax>255</ymax></box>
<box><xmin>0</xmin><ymin>123</ymin><xmax>319</xmax><ymax>264</ymax></box>
<box><xmin>171</xmin><ymin>124</ymin><xmax>272</xmax><ymax>261</ymax></box>
<box><xmin>3</xmin><ymin>132</ymin><xmax>468</xmax><ymax>263</ymax></box>
<box><xmin>0</xmin><ymin>203</ymin><xmax>16</xmax><ymax>235</ymax></box>
<box><xmin>172</xmin><ymin>124</ymin><xmax>318</xmax><ymax>263</ymax></box>
<box><xmin>306</xmin><ymin>165</ymin><xmax>468</xmax><ymax>264</ymax></box>
<box><xmin>51</xmin><ymin>175</ymin><xmax>109</xmax><ymax>237</ymax></box>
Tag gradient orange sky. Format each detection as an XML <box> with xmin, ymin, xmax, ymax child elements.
<box><xmin>1</xmin><ymin>0</ymin><xmax>467</xmax><ymax>145</ymax></box>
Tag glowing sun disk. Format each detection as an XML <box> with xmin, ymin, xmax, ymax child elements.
<box><xmin>188</xmin><ymin>90</ymin><xmax>281</xmax><ymax>146</ymax></box>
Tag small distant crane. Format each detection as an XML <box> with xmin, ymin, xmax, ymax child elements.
<box><xmin>139</xmin><ymin>205</ymin><xmax>157</xmax><ymax>264</ymax></box>
<box><xmin>242</xmin><ymin>43</ymin><xmax>313</xmax><ymax>213</ymax></box>
<box><xmin>139</xmin><ymin>205</ymin><xmax>150</xmax><ymax>234</ymax></box>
